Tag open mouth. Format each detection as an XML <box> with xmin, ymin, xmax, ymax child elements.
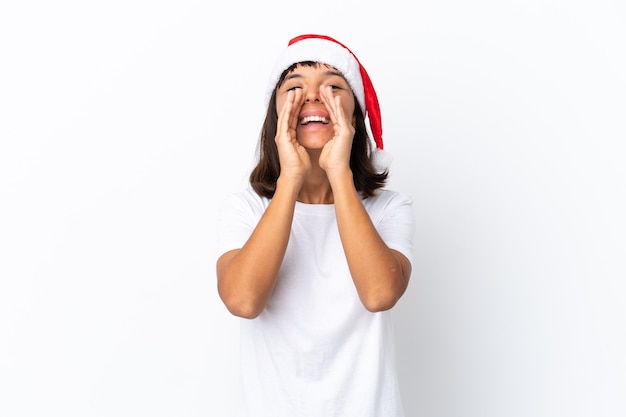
<box><xmin>299</xmin><ymin>115</ymin><xmax>330</xmax><ymax>125</ymax></box>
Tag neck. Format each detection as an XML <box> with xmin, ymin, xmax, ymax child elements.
<box><xmin>297</xmin><ymin>159</ymin><xmax>333</xmax><ymax>204</ymax></box>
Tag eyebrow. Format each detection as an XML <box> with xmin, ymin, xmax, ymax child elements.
<box><xmin>325</xmin><ymin>70</ymin><xmax>345</xmax><ymax>78</ymax></box>
<box><xmin>284</xmin><ymin>70</ymin><xmax>345</xmax><ymax>81</ymax></box>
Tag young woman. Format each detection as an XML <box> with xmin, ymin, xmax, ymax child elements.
<box><xmin>216</xmin><ymin>34</ymin><xmax>414</xmax><ymax>417</ymax></box>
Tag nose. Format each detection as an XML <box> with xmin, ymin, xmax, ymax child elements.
<box><xmin>304</xmin><ymin>87</ymin><xmax>321</xmax><ymax>103</ymax></box>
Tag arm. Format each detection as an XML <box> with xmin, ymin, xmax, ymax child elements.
<box><xmin>319</xmin><ymin>86</ymin><xmax>411</xmax><ymax>311</ymax></box>
<box><xmin>216</xmin><ymin>179</ymin><xmax>300</xmax><ymax>319</ymax></box>
<box><xmin>330</xmin><ymin>172</ymin><xmax>411</xmax><ymax>312</ymax></box>
<box><xmin>217</xmin><ymin>89</ymin><xmax>308</xmax><ymax>319</ymax></box>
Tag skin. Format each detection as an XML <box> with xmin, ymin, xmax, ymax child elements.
<box><xmin>217</xmin><ymin>64</ymin><xmax>411</xmax><ymax>318</ymax></box>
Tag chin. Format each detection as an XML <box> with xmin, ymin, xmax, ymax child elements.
<box><xmin>296</xmin><ymin>130</ymin><xmax>332</xmax><ymax>148</ymax></box>
<box><xmin>297</xmin><ymin>136</ymin><xmax>332</xmax><ymax>150</ymax></box>
<box><xmin>300</xmin><ymin>142</ymin><xmax>329</xmax><ymax>151</ymax></box>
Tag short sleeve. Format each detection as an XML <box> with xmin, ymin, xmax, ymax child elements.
<box><xmin>216</xmin><ymin>189</ymin><xmax>269</xmax><ymax>257</ymax></box>
<box><xmin>366</xmin><ymin>191</ymin><xmax>415</xmax><ymax>267</ymax></box>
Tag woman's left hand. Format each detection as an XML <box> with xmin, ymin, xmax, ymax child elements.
<box><xmin>318</xmin><ymin>85</ymin><xmax>355</xmax><ymax>177</ymax></box>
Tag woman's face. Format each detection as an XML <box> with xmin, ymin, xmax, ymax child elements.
<box><xmin>275</xmin><ymin>63</ymin><xmax>356</xmax><ymax>150</ymax></box>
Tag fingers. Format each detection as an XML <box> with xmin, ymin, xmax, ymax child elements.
<box><xmin>320</xmin><ymin>85</ymin><xmax>348</xmax><ymax>128</ymax></box>
<box><xmin>275</xmin><ymin>91</ymin><xmax>287</xmax><ymax>139</ymax></box>
<box><xmin>319</xmin><ymin>85</ymin><xmax>337</xmax><ymax>122</ymax></box>
<box><xmin>288</xmin><ymin>89</ymin><xmax>303</xmax><ymax>129</ymax></box>
<box><xmin>320</xmin><ymin>85</ymin><xmax>354</xmax><ymax>144</ymax></box>
<box><xmin>277</xmin><ymin>89</ymin><xmax>304</xmax><ymax>143</ymax></box>
<box><xmin>277</xmin><ymin>90</ymin><xmax>293</xmax><ymax>137</ymax></box>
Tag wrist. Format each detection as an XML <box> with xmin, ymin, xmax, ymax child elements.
<box><xmin>276</xmin><ymin>175</ymin><xmax>304</xmax><ymax>198</ymax></box>
<box><xmin>327</xmin><ymin>168</ymin><xmax>354</xmax><ymax>190</ymax></box>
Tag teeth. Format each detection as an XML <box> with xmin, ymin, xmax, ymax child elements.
<box><xmin>300</xmin><ymin>115</ymin><xmax>329</xmax><ymax>125</ymax></box>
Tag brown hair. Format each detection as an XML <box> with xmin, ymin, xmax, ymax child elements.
<box><xmin>249</xmin><ymin>62</ymin><xmax>388</xmax><ymax>199</ymax></box>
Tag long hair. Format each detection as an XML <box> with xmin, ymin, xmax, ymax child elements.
<box><xmin>249</xmin><ymin>62</ymin><xmax>388</xmax><ymax>199</ymax></box>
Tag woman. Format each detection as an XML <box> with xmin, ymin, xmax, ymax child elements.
<box><xmin>216</xmin><ymin>34</ymin><xmax>414</xmax><ymax>417</ymax></box>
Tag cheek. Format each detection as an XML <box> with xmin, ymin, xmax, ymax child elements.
<box><xmin>343</xmin><ymin>101</ymin><xmax>356</xmax><ymax>120</ymax></box>
<box><xmin>275</xmin><ymin>96</ymin><xmax>285</xmax><ymax>114</ymax></box>
<box><xmin>338</xmin><ymin>92</ymin><xmax>356</xmax><ymax>117</ymax></box>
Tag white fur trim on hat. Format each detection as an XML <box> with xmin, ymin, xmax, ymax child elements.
<box><xmin>264</xmin><ymin>38</ymin><xmax>366</xmax><ymax>115</ymax></box>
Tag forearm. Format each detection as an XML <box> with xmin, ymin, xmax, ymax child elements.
<box><xmin>330</xmin><ymin>170</ymin><xmax>410</xmax><ymax>311</ymax></box>
<box><xmin>217</xmin><ymin>178</ymin><xmax>300</xmax><ymax>318</ymax></box>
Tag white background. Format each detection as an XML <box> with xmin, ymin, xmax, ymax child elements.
<box><xmin>1</xmin><ymin>1</ymin><xmax>625</xmax><ymax>416</ymax></box>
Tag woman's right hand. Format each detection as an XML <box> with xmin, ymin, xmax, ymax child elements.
<box><xmin>275</xmin><ymin>89</ymin><xmax>310</xmax><ymax>187</ymax></box>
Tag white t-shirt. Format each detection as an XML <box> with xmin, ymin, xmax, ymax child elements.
<box><xmin>217</xmin><ymin>187</ymin><xmax>414</xmax><ymax>417</ymax></box>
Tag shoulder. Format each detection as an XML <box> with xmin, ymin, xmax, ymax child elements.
<box><xmin>219</xmin><ymin>187</ymin><xmax>271</xmax><ymax>216</ymax></box>
<box><xmin>362</xmin><ymin>188</ymin><xmax>413</xmax><ymax>211</ymax></box>
<box><xmin>361</xmin><ymin>188</ymin><xmax>414</xmax><ymax>226</ymax></box>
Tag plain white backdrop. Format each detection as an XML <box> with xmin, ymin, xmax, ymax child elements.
<box><xmin>1</xmin><ymin>1</ymin><xmax>624</xmax><ymax>416</ymax></box>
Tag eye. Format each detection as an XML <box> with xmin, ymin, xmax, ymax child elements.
<box><xmin>325</xmin><ymin>81</ymin><xmax>348</xmax><ymax>91</ymax></box>
<box><xmin>286</xmin><ymin>86</ymin><xmax>302</xmax><ymax>91</ymax></box>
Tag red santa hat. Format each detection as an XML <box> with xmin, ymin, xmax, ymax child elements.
<box><xmin>265</xmin><ymin>34</ymin><xmax>389</xmax><ymax>166</ymax></box>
